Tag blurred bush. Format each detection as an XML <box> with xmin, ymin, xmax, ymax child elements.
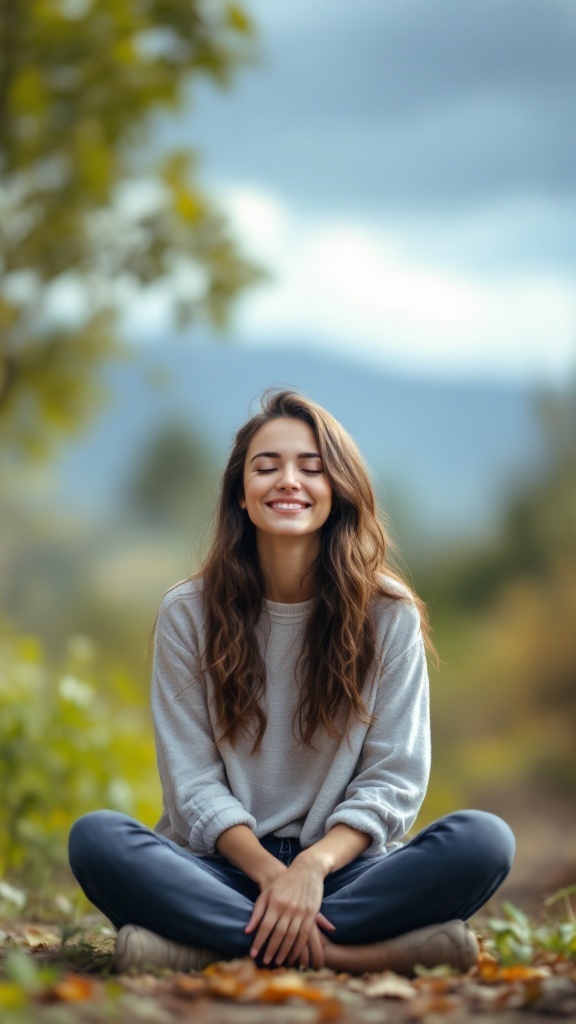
<box><xmin>420</xmin><ymin>384</ymin><xmax>576</xmax><ymax>816</ymax></box>
<box><xmin>0</xmin><ymin>627</ymin><xmax>159</xmax><ymax>890</ymax></box>
<box><xmin>0</xmin><ymin>0</ymin><xmax>262</xmax><ymax>462</ymax></box>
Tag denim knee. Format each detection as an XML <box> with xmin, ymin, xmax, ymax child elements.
<box><xmin>444</xmin><ymin>809</ymin><xmax>515</xmax><ymax>880</ymax></box>
<box><xmin>68</xmin><ymin>809</ymin><xmax>132</xmax><ymax>876</ymax></box>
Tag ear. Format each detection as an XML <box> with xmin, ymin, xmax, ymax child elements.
<box><xmin>239</xmin><ymin>495</ymin><xmax>246</xmax><ymax>509</ymax></box>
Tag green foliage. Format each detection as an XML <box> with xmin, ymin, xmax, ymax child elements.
<box><xmin>488</xmin><ymin>898</ymin><xmax>576</xmax><ymax>964</ymax></box>
<box><xmin>416</xmin><ymin>384</ymin><xmax>576</xmax><ymax>811</ymax></box>
<box><xmin>0</xmin><ymin>627</ymin><xmax>159</xmax><ymax>887</ymax></box>
<box><xmin>425</xmin><ymin>384</ymin><xmax>576</xmax><ymax>612</ymax></box>
<box><xmin>0</xmin><ymin>0</ymin><xmax>263</xmax><ymax>458</ymax></box>
<box><xmin>125</xmin><ymin>420</ymin><xmax>217</xmax><ymax>530</ymax></box>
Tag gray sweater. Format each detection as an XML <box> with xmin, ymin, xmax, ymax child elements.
<box><xmin>152</xmin><ymin>577</ymin><xmax>431</xmax><ymax>858</ymax></box>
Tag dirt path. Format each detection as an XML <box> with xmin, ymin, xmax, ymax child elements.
<box><xmin>469</xmin><ymin>785</ymin><xmax>576</xmax><ymax>919</ymax></box>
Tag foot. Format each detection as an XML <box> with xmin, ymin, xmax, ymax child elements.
<box><xmin>114</xmin><ymin>924</ymin><xmax>225</xmax><ymax>973</ymax></box>
<box><xmin>323</xmin><ymin>920</ymin><xmax>479</xmax><ymax>976</ymax></box>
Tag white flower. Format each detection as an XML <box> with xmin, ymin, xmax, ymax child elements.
<box><xmin>0</xmin><ymin>880</ymin><xmax>27</xmax><ymax>910</ymax></box>
<box><xmin>66</xmin><ymin>635</ymin><xmax>96</xmax><ymax>664</ymax></box>
<box><xmin>58</xmin><ymin>675</ymin><xmax>94</xmax><ymax>708</ymax></box>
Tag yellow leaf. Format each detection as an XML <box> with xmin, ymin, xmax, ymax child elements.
<box><xmin>226</xmin><ymin>3</ymin><xmax>252</xmax><ymax>34</ymax></box>
<box><xmin>0</xmin><ymin>982</ymin><xmax>27</xmax><ymax>1008</ymax></box>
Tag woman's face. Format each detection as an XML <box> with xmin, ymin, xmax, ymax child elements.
<box><xmin>241</xmin><ymin>417</ymin><xmax>333</xmax><ymax>541</ymax></box>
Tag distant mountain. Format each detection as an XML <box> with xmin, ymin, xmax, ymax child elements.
<box><xmin>54</xmin><ymin>340</ymin><xmax>547</xmax><ymax>548</ymax></box>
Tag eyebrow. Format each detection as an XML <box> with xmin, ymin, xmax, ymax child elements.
<box><xmin>249</xmin><ymin>451</ymin><xmax>322</xmax><ymax>463</ymax></box>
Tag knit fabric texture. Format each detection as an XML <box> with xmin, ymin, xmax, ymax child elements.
<box><xmin>152</xmin><ymin>576</ymin><xmax>431</xmax><ymax>857</ymax></box>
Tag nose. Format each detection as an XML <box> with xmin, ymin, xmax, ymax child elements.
<box><xmin>276</xmin><ymin>463</ymin><xmax>301</xmax><ymax>491</ymax></box>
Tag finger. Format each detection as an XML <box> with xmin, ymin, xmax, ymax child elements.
<box><xmin>245</xmin><ymin>894</ymin><xmax>269</xmax><ymax>934</ymax></box>
<box><xmin>298</xmin><ymin>944</ymin><xmax>310</xmax><ymax>969</ymax></box>
<box><xmin>262</xmin><ymin>915</ymin><xmax>294</xmax><ymax>964</ymax></box>
<box><xmin>275</xmin><ymin>918</ymin><xmax>310</xmax><ymax>966</ymax></box>
<box><xmin>308</xmin><ymin>924</ymin><xmax>325</xmax><ymax>970</ymax></box>
<box><xmin>287</xmin><ymin>913</ymin><xmax>317</xmax><ymax>966</ymax></box>
<box><xmin>316</xmin><ymin>912</ymin><xmax>336</xmax><ymax>932</ymax></box>
<box><xmin>250</xmin><ymin>910</ymin><xmax>279</xmax><ymax>958</ymax></box>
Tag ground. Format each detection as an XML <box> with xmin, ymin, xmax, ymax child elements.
<box><xmin>1</xmin><ymin>789</ymin><xmax>575</xmax><ymax>1022</ymax></box>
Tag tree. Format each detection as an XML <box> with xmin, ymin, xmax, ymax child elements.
<box><xmin>0</xmin><ymin>0</ymin><xmax>262</xmax><ymax>458</ymax></box>
<box><xmin>126</xmin><ymin>421</ymin><xmax>216</xmax><ymax>530</ymax></box>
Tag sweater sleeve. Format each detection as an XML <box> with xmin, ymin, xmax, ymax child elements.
<box><xmin>324</xmin><ymin>600</ymin><xmax>431</xmax><ymax>855</ymax></box>
<box><xmin>151</xmin><ymin>592</ymin><xmax>257</xmax><ymax>855</ymax></box>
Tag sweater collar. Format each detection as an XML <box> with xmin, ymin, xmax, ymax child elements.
<box><xmin>263</xmin><ymin>596</ymin><xmax>315</xmax><ymax>622</ymax></box>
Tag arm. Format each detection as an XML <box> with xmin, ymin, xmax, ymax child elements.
<box><xmin>324</xmin><ymin>601</ymin><xmax>431</xmax><ymax>852</ymax></box>
<box><xmin>295</xmin><ymin>822</ymin><xmax>371</xmax><ymax>875</ymax></box>
<box><xmin>151</xmin><ymin>592</ymin><xmax>257</xmax><ymax>855</ymax></box>
<box><xmin>216</xmin><ymin>824</ymin><xmax>286</xmax><ymax>888</ymax></box>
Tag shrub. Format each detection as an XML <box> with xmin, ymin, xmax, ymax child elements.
<box><xmin>0</xmin><ymin>628</ymin><xmax>159</xmax><ymax>888</ymax></box>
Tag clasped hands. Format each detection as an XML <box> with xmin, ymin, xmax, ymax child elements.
<box><xmin>245</xmin><ymin>852</ymin><xmax>335</xmax><ymax>969</ymax></box>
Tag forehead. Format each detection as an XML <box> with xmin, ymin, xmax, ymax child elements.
<box><xmin>246</xmin><ymin>417</ymin><xmax>319</xmax><ymax>457</ymax></box>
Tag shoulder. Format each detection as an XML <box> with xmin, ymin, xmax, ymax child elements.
<box><xmin>160</xmin><ymin>575</ymin><xmax>205</xmax><ymax>613</ymax></box>
<box><xmin>156</xmin><ymin>576</ymin><xmax>206</xmax><ymax>646</ymax></box>
<box><xmin>372</xmin><ymin>573</ymin><xmax>423</xmax><ymax>662</ymax></box>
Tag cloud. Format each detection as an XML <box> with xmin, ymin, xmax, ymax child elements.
<box><xmin>221</xmin><ymin>187</ymin><xmax>576</xmax><ymax>382</ymax></box>
<box><xmin>145</xmin><ymin>1</ymin><xmax>576</xmax><ymax>383</ymax></box>
<box><xmin>179</xmin><ymin>0</ymin><xmax>576</xmax><ymax>211</ymax></box>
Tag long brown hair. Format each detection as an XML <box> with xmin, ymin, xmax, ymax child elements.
<box><xmin>194</xmin><ymin>389</ymin><xmax>432</xmax><ymax>751</ymax></box>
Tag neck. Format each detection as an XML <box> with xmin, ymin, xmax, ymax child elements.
<box><xmin>257</xmin><ymin>534</ymin><xmax>320</xmax><ymax>603</ymax></box>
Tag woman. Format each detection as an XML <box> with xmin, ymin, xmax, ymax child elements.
<box><xmin>69</xmin><ymin>389</ymin><xmax>515</xmax><ymax>976</ymax></box>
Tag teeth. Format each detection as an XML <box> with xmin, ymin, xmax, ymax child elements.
<box><xmin>270</xmin><ymin>502</ymin><xmax>307</xmax><ymax>510</ymax></box>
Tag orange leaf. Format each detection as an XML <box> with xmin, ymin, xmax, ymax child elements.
<box><xmin>50</xmin><ymin>975</ymin><xmax>98</xmax><ymax>1002</ymax></box>
<box><xmin>408</xmin><ymin>993</ymin><xmax>463</xmax><ymax>1018</ymax></box>
<box><xmin>477</xmin><ymin>952</ymin><xmax>500</xmax><ymax>981</ymax></box>
<box><xmin>497</xmin><ymin>965</ymin><xmax>549</xmax><ymax>982</ymax></box>
<box><xmin>413</xmin><ymin>975</ymin><xmax>459</xmax><ymax>994</ymax></box>
<box><xmin>203</xmin><ymin>960</ymin><xmax>340</xmax><ymax>1007</ymax></box>
<box><xmin>172</xmin><ymin>975</ymin><xmax>208</xmax><ymax>998</ymax></box>
<box><xmin>316</xmin><ymin>997</ymin><xmax>343</xmax><ymax>1021</ymax></box>
<box><xmin>477</xmin><ymin>956</ymin><xmax>550</xmax><ymax>985</ymax></box>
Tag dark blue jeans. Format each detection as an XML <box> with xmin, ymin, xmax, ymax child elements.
<box><xmin>68</xmin><ymin>809</ymin><xmax>514</xmax><ymax>957</ymax></box>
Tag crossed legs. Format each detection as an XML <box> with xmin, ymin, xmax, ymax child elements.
<box><xmin>69</xmin><ymin>809</ymin><xmax>515</xmax><ymax>967</ymax></box>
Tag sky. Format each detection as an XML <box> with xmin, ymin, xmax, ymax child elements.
<box><xmin>138</xmin><ymin>0</ymin><xmax>576</xmax><ymax>384</ymax></box>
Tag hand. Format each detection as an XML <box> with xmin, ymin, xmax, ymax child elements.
<box><xmin>293</xmin><ymin>920</ymin><xmax>333</xmax><ymax>970</ymax></box>
<box><xmin>245</xmin><ymin>854</ymin><xmax>335</xmax><ymax>968</ymax></box>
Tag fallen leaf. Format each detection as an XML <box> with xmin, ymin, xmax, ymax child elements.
<box><xmin>202</xmin><ymin>959</ymin><xmax>342</xmax><ymax>1007</ymax></box>
<box><xmin>497</xmin><ymin>964</ymin><xmax>550</xmax><ymax>982</ymax></box>
<box><xmin>412</xmin><ymin>974</ymin><xmax>460</xmax><ymax>994</ymax></box>
<box><xmin>407</xmin><ymin>993</ymin><xmax>464</xmax><ymax>1018</ymax></box>
<box><xmin>49</xmin><ymin>974</ymin><xmax>99</xmax><ymax>1002</ymax></box>
<box><xmin>21</xmin><ymin>926</ymin><xmax>60</xmax><ymax>949</ymax></box>
<box><xmin>476</xmin><ymin>951</ymin><xmax>500</xmax><ymax>981</ymax></box>
<box><xmin>173</xmin><ymin>974</ymin><xmax>209</xmax><ymax>998</ymax></box>
<box><xmin>316</xmin><ymin>997</ymin><xmax>343</xmax><ymax>1020</ymax></box>
<box><xmin>478</xmin><ymin>957</ymin><xmax>550</xmax><ymax>984</ymax></box>
<box><xmin>348</xmin><ymin>971</ymin><xmax>416</xmax><ymax>1000</ymax></box>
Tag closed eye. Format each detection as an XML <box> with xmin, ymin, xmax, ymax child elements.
<box><xmin>255</xmin><ymin>467</ymin><xmax>323</xmax><ymax>474</ymax></box>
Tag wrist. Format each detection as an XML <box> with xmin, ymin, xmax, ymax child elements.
<box><xmin>293</xmin><ymin>846</ymin><xmax>334</xmax><ymax>879</ymax></box>
<box><xmin>254</xmin><ymin>857</ymin><xmax>287</xmax><ymax>890</ymax></box>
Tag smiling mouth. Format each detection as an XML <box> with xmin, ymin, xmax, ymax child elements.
<box><xmin>266</xmin><ymin>501</ymin><xmax>311</xmax><ymax>511</ymax></box>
